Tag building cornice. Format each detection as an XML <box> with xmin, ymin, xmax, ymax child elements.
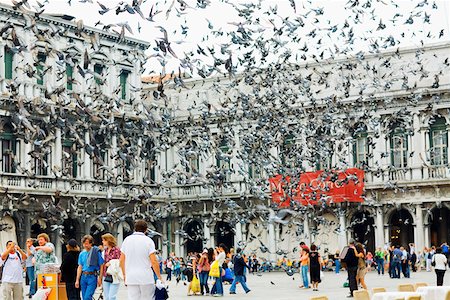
<box><xmin>0</xmin><ymin>3</ymin><xmax>150</xmax><ymax>50</ymax></box>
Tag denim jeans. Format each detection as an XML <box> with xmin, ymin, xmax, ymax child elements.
<box><xmin>27</xmin><ymin>266</ymin><xmax>36</xmax><ymax>296</ymax></box>
<box><xmin>334</xmin><ymin>260</ymin><xmax>341</xmax><ymax>274</ymax></box>
<box><xmin>66</xmin><ymin>282</ymin><xmax>81</xmax><ymax>300</ymax></box>
<box><xmin>103</xmin><ymin>279</ymin><xmax>120</xmax><ymax>300</ymax></box>
<box><xmin>199</xmin><ymin>271</ymin><xmax>210</xmax><ymax>294</ymax></box>
<box><xmin>392</xmin><ymin>261</ymin><xmax>401</xmax><ymax>278</ymax></box>
<box><xmin>230</xmin><ymin>275</ymin><xmax>250</xmax><ymax>293</ymax></box>
<box><xmin>301</xmin><ymin>265</ymin><xmax>309</xmax><ymax>288</ymax></box>
<box><xmin>213</xmin><ymin>267</ymin><xmax>223</xmax><ymax>295</ymax></box>
<box><xmin>80</xmin><ymin>274</ymin><xmax>97</xmax><ymax>300</ymax></box>
<box><xmin>376</xmin><ymin>258</ymin><xmax>384</xmax><ymax>275</ymax></box>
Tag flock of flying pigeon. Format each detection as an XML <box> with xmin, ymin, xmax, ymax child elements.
<box><xmin>1</xmin><ymin>0</ymin><xmax>449</xmax><ymax>257</ymax></box>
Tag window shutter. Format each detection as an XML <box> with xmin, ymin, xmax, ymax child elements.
<box><xmin>120</xmin><ymin>70</ymin><xmax>129</xmax><ymax>100</ymax></box>
<box><xmin>66</xmin><ymin>65</ymin><xmax>73</xmax><ymax>90</ymax></box>
<box><xmin>37</xmin><ymin>53</ymin><xmax>46</xmax><ymax>85</ymax></box>
<box><xmin>94</xmin><ymin>64</ymin><xmax>103</xmax><ymax>85</ymax></box>
<box><xmin>4</xmin><ymin>47</ymin><xmax>13</xmax><ymax>79</ymax></box>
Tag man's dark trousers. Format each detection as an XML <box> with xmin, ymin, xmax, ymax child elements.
<box><xmin>347</xmin><ymin>266</ymin><xmax>358</xmax><ymax>296</ymax></box>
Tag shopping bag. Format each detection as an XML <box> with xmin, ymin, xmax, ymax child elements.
<box><xmin>32</xmin><ymin>288</ymin><xmax>51</xmax><ymax>300</ymax></box>
<box><xmin>191</xmin><ymin>274</ymin><xmax>200</xmax><ymax>293</ymax></box>
<box><xmin>209</xmin><ymin>260</ymin><xmax>220</xmax><ymax>278</ymax></box>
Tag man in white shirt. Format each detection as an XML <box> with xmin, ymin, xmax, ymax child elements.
<box><xmin>1</xmin><ymin>241</ymin><xmax>28</xmax><ymax>300</ymax></box>
<box><xmin>120</xmin><ymin>220</ymin><xmax>163</xmax><ymax>300</ymax></box>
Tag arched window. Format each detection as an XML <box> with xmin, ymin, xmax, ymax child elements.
<box><xmin>429</xmin><ymin>117</ymin><xmax>448</xmax><ymax>166</ymax></box>
<box><xmin>0</xmin><ymin>122</ymin><xmax>17</xmax><ymax>173</ymax></box>
<box><xmin>352</xmin><ymin>125</ymin><xmax>369</xmax><ymax>168</ymax></box>
<box><xmin>390</xmin><ymin>127</ymin><xmax>408</xmax><ymax>168</ymax></box>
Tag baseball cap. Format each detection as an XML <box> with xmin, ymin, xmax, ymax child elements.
<box><xmin>68</xmin><ymin>239</ymin><xmax>78</xmax><ymax>247</ymax></box>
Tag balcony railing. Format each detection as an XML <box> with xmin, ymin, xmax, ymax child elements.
<box><xmin>0</xmin><ymin>164</ymin><xmax>448</xmax><ymax>202</ymax></box>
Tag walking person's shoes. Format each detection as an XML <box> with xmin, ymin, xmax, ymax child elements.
<box><xmin>246</xmin><ymin>290</ymin><xmax>251</xmax><ymax>294</ymax></box>
<box><xmin>230</xmin><ymin>292</ymin><xmax>236</xmax><ymax>294</ymax></box>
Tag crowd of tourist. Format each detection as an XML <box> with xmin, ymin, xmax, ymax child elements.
<box><xmin>1</xmin><ymin>219</ymin><xmax>162</xmax><ymax>300</ymax></box>
<box><xmin>1</xmin><ymin>225</ymin><xmax>448</xmax><ymax>300</ymax></box>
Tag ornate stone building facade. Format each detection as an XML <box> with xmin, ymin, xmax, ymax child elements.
<box><xmin>143</xmin><ymin>41</ymin><xmax>450</xmax><ymax>261</ymax></box>
<box><xmin>0</xmin><ymin>3</ymin><xmax>152</xmax><ymax>261</ymax></box>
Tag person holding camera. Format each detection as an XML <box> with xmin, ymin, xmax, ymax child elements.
<box><xmin>1</xmin><ymin>240</ymin><xmax>27</xmax><ymax>300</ymax></box>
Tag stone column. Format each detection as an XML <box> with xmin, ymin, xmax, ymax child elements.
<box><xmin>268</xmin><ymin>221</ymin><xmax>276</xmax><ymax>263</ymax></box>
<box><xmin>303</xmin><ymin>217</ymin><xmax>311</xmax><ymax>246</ymax></box>
<box><xmin>161</xmin><ymin>220</ymin><xmax>168</xmax><ymax>259</ymax></box>
<box><xmin>84</xmin><ymin>219</ymin><xmax>92</xmax><ymax>236</ymax></box>
<box><xmin>209</xmin><ymin>224</ymin><xmax>215</xmax><ymax>248</ymax></box>
<box><xmin>203</xmin><ymin>220</ymin><xmax>211</xmax><ymax>248</ymax></box>
<box><xmin>338</xmin><ymin>211</ymin><xmax>347</xmax><ymax>250</ymax></box>
<box><xmin>117</xmin><ymin>222</ymin><xmax>124</xmax><ymax>247</ymax></box>
<box><xmin>24</xmin><ymin>213</ymin><xmax>31</xmax><ymax>241</ymax></box>
<box><xmin>53</xmin><ymin>231</ymin><xmax>62</xmax><ymax>263</ymax></box>
<box><xmin>83</xmin><ymin>132</ymin><xmax>91</xmax><ymax>179</ymax></box>
<box><xmin>375</xmin><ymin>207</ymin><xmax>384</xmax><ymax>248</ymax></box>
<box><xmin>424</xmin><ymin>223</ymin><xmax>430</xmax><ymax>248</ymax></box>
<box><xmin>54</xmin><ymin>128</ymin><xmax>62</xmax><ymax>183</ymax></box>
<box><xmin>235</xmin><ymin>222</ymin><xmax>243</xmax><ymax>248</ymax></box>
<box><xmin>411</xmin><ymin>113</ymin><xmax>423</xmax><ymax>180</ymax></box>
<box><xmin>384</xmin><ymin>225</ymin><xmax>390</xmax><ymax>245</ymax></box>
<box><xmin>174</xmin><ymin>221</ymin><xmax>181</xmax><ymax>256</ymax></box>
<box><xmin>415</xmin><ymin>205</ymin><xmax>425</xmax><ymax>250</ymax></box>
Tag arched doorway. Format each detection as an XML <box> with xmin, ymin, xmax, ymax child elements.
<box><xmin>90</xmin><ymin>221</ymin><xmax>107</xmax><ymax>246</ymax></box>
<box><xmin>31</xmin><ymin>219</ymin><xmax>47</xmax><ymax>238</ymax></box>
<box><xmin>62</xmin><ymin>218</ymin><xmax>81</xmax><ymax>255</ymax></box>
<box><xmin>351</xmin><ymin>211</ymin><xmax>375</xmax><ymax>253</ymax></box>
<box><xmin>429</xmin><ymin>207</ymin><xmax>450</xmax><ymax>247</ymax></box>
<box><xmin>117</xmin><ymin>221</ymin><xmax>133</xmax><ymax>247</ymax></box>
<box><xmin>215</xmin><ymin>221</ymin><xmax>234</xmax><ymax>250</ymax></box>
<box><xmin>184</xmin><ymin>220</ymin><xmax>203</xmax><ymax>254</ymax></box>
<box><xmin>0</xmin><ymin>216</ymin><xmax>17</xmax><ymax>247</ymax></box>
<box><xmin>389</xmin><ymin>209</ymin><xmax>414</xmax><ymax>248</ymax></box>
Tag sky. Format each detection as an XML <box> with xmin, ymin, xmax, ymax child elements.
<box><xmin>1</xmin><ymin>0</ymin><xmax>450</xmax><ymax>75</ymax></box>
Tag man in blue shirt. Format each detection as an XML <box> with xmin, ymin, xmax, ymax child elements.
<box><xmin>75</xmin><ymin>235</ymin><xmax>104</xmax><ymax>300</ymax></box>
<box><xmin>392</xmin><ymin>246</ymin><xmax>403</xmax><ymax>279</ymax></box>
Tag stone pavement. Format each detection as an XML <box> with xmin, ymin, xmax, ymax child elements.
<box><xmin>21</xmin><ymin>269</ymin><xmax>449</xmax><ymax>299</ymax></box>
<box><xmin>114</xmin><ymin>269</ymin><xmax>449</xmax><ymax>300</ymax></box>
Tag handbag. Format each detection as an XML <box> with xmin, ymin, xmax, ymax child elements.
<box><xmin>104</xmin><ymin>275</ymin><xmax>113</xmax><ymax>283</ymax></box>
<box><xmin>209</xmin><ymin>260</ymin><xmax>220</xmax><ymax>278</ymax></box>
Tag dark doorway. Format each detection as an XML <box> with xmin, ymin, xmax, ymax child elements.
<box><xmin>62</xmin><ymin>218</ymin><xmax>80</xmax><ymax>255</ymax></box>
<box><xmin>390</xmin><ymin>209</ymin><xmax>414</xmax><ymax>248</ymax></box>
<box><xmin>351</xmin><ymin>211</ymin><xmax>375</xmax><ymax>253</ymax></box>
<box><xmin>31</xmin><ymin>222</ymin><xmax>46</xmax><ymax>239</ymax></box>
<box><xmin>184</xmin><ymin>220</ymin><xmax>203</xmax><ymax>254</ymax></box>
<box><xmin>215</xmin><ymin>221</ymin><xmax>235</xmax><ymax>250</ymax></box>
<box><xmin>90</xmin><ymin>223</ymin><xmax>107</xmax><ymax>246</ymax></box>
<box><xmin>429</xmin><ymin>207</ymin><xmax>450</xmax><ymax>247</ymax></box>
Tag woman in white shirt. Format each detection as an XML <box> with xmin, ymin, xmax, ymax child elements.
<box><xmin>432</xmin><ymin>247</ymin><xmax>447</xmax><ymax>286</ymax></box>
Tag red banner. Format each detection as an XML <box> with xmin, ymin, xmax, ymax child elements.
<box><xmin>268</xmin><ymin>168</ymin><xmax>364</xmax><ymax>207</ymax></box>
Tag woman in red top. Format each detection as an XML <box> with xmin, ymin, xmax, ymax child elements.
<box><xmin>101</xmin><ymin>234</ymin><xmax>121</xmax><ymax>300</ymax></box>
